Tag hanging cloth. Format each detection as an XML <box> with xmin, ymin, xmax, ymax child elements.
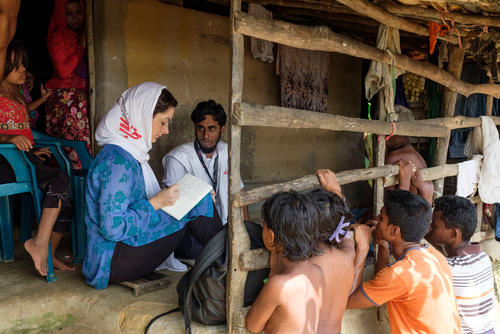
<box><xmin>277</xmin><ymin>45</ymin><xmax>329</xmax><ymax>113</ymax></box>
<box><xmin>364</xmin><ymin>25</ymin><xmax>404</xmax><ymax>121</ymax></box>
<box><xmin>248</xmin><ymin>4</ymin><xmax>274</xmax><ymax>63</ymax></box>
<box><xmin>464</xmin><ymin>116</ymin><xmax>500</xmax><ymax>204</ymax></box>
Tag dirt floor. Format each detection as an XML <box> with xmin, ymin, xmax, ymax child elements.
<box><xmin>0</xmin><ymin>235</ymin><xmax>498</xmax><ymax>334</ymax></box>
<box><xmin>0</xmin><ymin>235</ymin><xmax>226</xmax><ymax>334</ymax></box>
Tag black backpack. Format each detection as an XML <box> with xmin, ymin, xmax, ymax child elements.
<box><xmin>176</xmin><ymin>221</ymin><xmax>269</xmax><ymax>333</ymax></box>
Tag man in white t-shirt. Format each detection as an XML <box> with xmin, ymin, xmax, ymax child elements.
<box><xmin>162</xmin><ymin>100</ymin><xmax>248</xmax><ymax>257</ymax></box>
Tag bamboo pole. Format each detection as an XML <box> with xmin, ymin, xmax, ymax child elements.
<box><xmin>375</xmin><ymin>94</ymin><xmax>387</xmax><ymax>215</ymax></box>
<box><xmin>232</xmin><ymin>163</ymin><xmax>459</xmax><ymax>208</ymax></box>
<box><xmin>227</xmin><ymin>0</ymin><xmax>249</xmax><ymax>333</ymax></box>
<box><xmin>418</xmin><ymin>115</ymin><xmax>500</xmax><ymax>128</ymax></box>
<box><xmin>380</xmin><ymin>2</ymin><xmax>500</xmax><ymax>28</ymax></box>
<box><xmin>315</xmin><ymin>0</ymin><xmax>459</xmax><ymax>44</ymax></box>
<box><xmin>486</xmin><ymin>77</ymin><xmax>494</xmax><ymax>116</ymax></box>
<box><xmin>86</xmin><ymin>0</ymin><xmax>96</xmax><ymax>155</ymax></box>
<box><xmin>234</xmin><ymin>103</ymin><xmax>449</xmax><ymax>137</ymax></box>
<box><xmin>433</xmin><ymin>45</ymin><xmax>465</xmax><ymax>199</ymax></box>
<box><xmin>234</xmin><ymin>103</ymin><xmax>500</xmax><ymax>131</ymax></box>
<box><xmin>234</xmin><ymin>12</ymin><xmax>500</xmax><ymax>98</ymax></box>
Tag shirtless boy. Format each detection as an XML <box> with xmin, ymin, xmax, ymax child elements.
<box><xmin>386</xmin><ymin>135</ymin><xmax>434</xmax><ymax>204</ymax></box>
<box><xmin>246</xmin><ymin>191</ymin><xmax>325</xmax><ymax>334</ymax></box>
<box><xmin>308</xmin><ymin>169</ymin><xmax>355</xmax><ymax>334</ymax></box>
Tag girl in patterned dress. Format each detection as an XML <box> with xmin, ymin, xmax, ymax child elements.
<box><xmin>0</xmin><ymin>41</ymin><xmax>74</xmax><ymax>276</ymax></box>
<box><xmin>45</xmin><ymin>0</ymin><xmax>90</xmax><ymax>169</ymax></box>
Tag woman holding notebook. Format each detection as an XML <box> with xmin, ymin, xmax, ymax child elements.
<box><xmin>82</xmin><ymin>82</ymin><xmax>222</xmax><ymax>289</ymax></box>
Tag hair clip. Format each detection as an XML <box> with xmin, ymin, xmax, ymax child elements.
<box><xmin>328</xmin><ymin>216</ymin><xmax>350</xmax><ymax>243</ymax></box>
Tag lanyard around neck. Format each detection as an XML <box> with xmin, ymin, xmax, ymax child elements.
<box><xmin>194</xmin><ymin>140</ymin><xmax>218</xmax><ymax>192</ymax></box>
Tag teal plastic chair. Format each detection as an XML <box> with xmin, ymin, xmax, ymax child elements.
<box><xmin>0</xmin><ymin>144</ymin><xmax>57</xmax><ymax>282</ymax></box>
<box><xmin>32</xmin><ymin>130</ymin><xmax>91</xmax><ymax>264</ymax></box>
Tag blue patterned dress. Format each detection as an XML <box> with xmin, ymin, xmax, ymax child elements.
<box><xmin>82</xmin><ymin>144</ymin><xmax>213</xmax><ymax>289</ymax></box>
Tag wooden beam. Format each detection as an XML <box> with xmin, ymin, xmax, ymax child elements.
<box><xmin>417</xmin><ymin>0</ymin><xmax>500</xmax><ymax>15</ymax></box>
<box><xmin>380</xmin><ymin>2</ymin><xmax>500</xmax><ymax>28</ymax></box>
<box><xmin>254</xmin><ymin>0</ymin><xmax>356</xmax><ymax>15</ymax></box>
<box><xmin>241</xmin><ymin>248</ymin><xmax>269</xmax><ymax>271</ymax></box>
<box><xmin>419</xmin><ymin>115</ymin><xmax>500</xmax><ymax>129</ymax></box>
<box><xmin>232</xmin><ymin>163</ymin><xmax>459</xmax><ymax>207</ymax></box>
<box><xmin>234</xmin><ymin>12</ymin><xmax>500</xmax><ymax>98</ymax></box>
<box><xmin>234</xmin><ymin>103</ymin><xmax>449</xmax><ymax>137</ymax></box>
<box><xmin>299</xmin><ymin>0</ymin><xmax>459</xmax><ymax>44</ymax></box>
<box><xmin>227</xmin><ymin>0</ymin><xmax>249</xmax><ymax>332</ymax></box>
<box><xmin>86</xmin><ymin>0</ymin><xmax>96</xmax><ymax>155</ymax></box>
<box><xmin>486</xmin><ymin>77</ymin><xmax>494</xmax><ymax>116</ymax></box>
<box><xmin>240</xmin><ymin>248</ymin><xmax>270</xmax><ymax>271</ymax></box>
<box><xmin>233</xmin><ymin>306</ymin><xmax>252</xmax><ymax>329</ymax></box>
<box><xmin>434</xmin><ymin>45</ymin><xmax>465</xmax><ymax>199</ymax></box>
<box><xmin>384</xmin><ymin>163</ymin><xmax>458</xmax><ymax>187</ymax></box>
<box><xmin>375</xmin><ymin>91</ymin><xmax>387</xmax><ymax>216</ymax></box>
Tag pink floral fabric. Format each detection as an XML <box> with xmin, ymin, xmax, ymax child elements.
<box><xmin>45</xmin><ymin>87</ymin><xmax>91</xmax><ymax>169</ymax></box>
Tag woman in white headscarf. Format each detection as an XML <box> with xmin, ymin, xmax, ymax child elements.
<box><xmin>82</xmin><ymin>82</ymin><xmax>222</xmax><ymax>289</ymax></box>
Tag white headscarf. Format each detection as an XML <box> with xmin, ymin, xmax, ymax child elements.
<box><xmin>95</xmin><ymin>82</ymin><xmax>167</xmax><ymax>199</ymax></box>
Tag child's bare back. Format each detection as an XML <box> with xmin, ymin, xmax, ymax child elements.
<box><xmin>311</xmin><ymin>242</ymin><xmax>354</xmax><ymax>334</ymax></box>
<box><xmin>307</xmin><ymin>183</ymin><xmax>356</xmax><ymax>334</ymax></box>
<box><xmin>247</xmin><ymin>259</ymin><xmax>325</xmax><ymax>334</ymax></box>
<box><xmin>246</xmin><ymin>191</ymin><xmax>325</xmax><ymax>334</ymax></box>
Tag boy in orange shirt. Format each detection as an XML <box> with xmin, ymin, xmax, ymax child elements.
<box><xmin>246</xmin><ymin>191</ymin><xmax>325</xmax><ymax>334</ymax></box>
<box><xmin>347</xmin><ymin>190</ymin><xmax>460</xmax><ymax>334</ymax></box>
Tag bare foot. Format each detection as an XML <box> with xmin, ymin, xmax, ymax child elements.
<box><xmin>52</xmin><ymin>256</ymin><xmax>75</xmax><ymax>271</ymax></box>
<box><xmin>24</xmin><ymin>238</ymin><xmax>48</xmax><ymax>276</ymax></box>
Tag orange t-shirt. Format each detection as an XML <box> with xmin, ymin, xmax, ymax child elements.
<box><xmin>360</xmin><ymin>245</ymin><xmax>461</xmax><ymax>334</ymax></box>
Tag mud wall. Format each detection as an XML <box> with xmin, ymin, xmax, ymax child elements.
<box><xmin>93</xmin><ymin>0</ymin><xmax>370</xmax><ymax>209</ymax></box>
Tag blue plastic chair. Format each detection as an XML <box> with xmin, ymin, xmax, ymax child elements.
<box><xmin>32</xmin><ymin>130</ymin><xmax>91</xmax><ymax>263</ymax></box>
<box><xmin>0</xmin><ymin>144</ymin><xmax>57</xmax><ymax>282</ymax></box>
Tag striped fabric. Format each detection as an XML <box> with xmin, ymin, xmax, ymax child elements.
<box><xmin>447</xmin><ymin>252</ymin><xmax>496</xmax><ymax>334</ymax></box>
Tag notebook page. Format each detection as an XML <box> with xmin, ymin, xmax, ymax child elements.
<box><xmin>161</xmin><ymin>174</ymin><xmax>212</xmax><ymax>220</ymax></box>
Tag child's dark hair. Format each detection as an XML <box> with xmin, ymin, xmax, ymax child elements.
<box><xmin>3</xmin><ymin>40</ymin><xmax>27</xmax><ymax>80</ymax></box>
<box><xmin>261</xmin><ymin>191</ymin><xmax>322</xmax><ymax>262</ymax></box>
<box><xmin>191</xmin><ymin>100</ymin><xmax>226</xmax><ymax>126</ymax></box>
<box><xmin>385</xmin><ymin>190</ymin><xmax>432</xmax><ymax>242</ymax></box>
<box><xmin>308</xmin><ymin>189</ymin><xmax>353</xmax><ymax>247</ymax></box>
<box><xmin>153</xmin><ymin>88</ymin><xmax>178</xmax><ymax>116</ymax></box>
<box><xmin>434</xmin><ymin>196</ymin><xmax>477</xmax><ymax>242</ymax></box>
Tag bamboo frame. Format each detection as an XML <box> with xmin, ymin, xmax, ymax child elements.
<box><xmin>232</xmin><ymin>163</ymin><xmax>459</xmax><ymax>208</ymax></box>
<box><xmin>86</xmin><ymin>0</ymin><xmax>96</xmax><ymax>154</ymax></box>
<box><xmin>433</xmin><ymin>45</ymin><xmax>465</xmax><ymax>198</ymax></box>
<box><xmin>226</xmin><ymin>3</ymin><xmax>499</xmax><ymax>332</ymax></box>
<box><xmin>375</xmin><ymin>90</ymin><xmax>387</xmax><ymax>216</ymax></box>
<box><xmin>233</xmin><ymin>103</ymin><xmax>449</xmax><ymax>137</ymax></box>
<box><xmin>227</xmin><ymin>1</ymin><xmax>250</xmax><ymax>333</ymax></box>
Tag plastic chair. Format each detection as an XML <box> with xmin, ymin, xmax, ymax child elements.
<box><xmin>32</xmin><ymin>130</ymin><xmax>91</xmax><ymax>263</ymax></box>
<box><xmin>0</xmin><ymin>144</ymin><xmax>57</xmax><ymax>282</ymax></box>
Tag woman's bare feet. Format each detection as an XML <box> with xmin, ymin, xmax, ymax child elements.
<box><xmin>24</xmin><ymin>238</ymin><xmax>48</xmax><ymax>276</ymax></box>
<box><xmin>52</xmin><ymin>256</ymin><xmax>75</xmax><ymax>271</ymax></box>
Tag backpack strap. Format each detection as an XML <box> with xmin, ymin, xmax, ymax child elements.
<box><xmin>183</xmin><ymin>226</ymin><xmax>228</xmax><ymax>334</ymax></box>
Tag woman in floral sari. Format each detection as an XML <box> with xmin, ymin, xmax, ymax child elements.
<box><xmin>45</xmin><ymin>0</ymin><xmax>90</xmax><ymax>168</ymax></box>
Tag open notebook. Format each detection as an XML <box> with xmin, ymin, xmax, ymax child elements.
<box><xmin>161</xmin><ymin>174</ymin><xmax>213</xmax><ymax>220</ymax></box>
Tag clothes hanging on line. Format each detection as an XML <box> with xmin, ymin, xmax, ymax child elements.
<box><xmin>277</xmin><ymin>44</ymin><xmax>329</xmax><ymax>113</ymax></box>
